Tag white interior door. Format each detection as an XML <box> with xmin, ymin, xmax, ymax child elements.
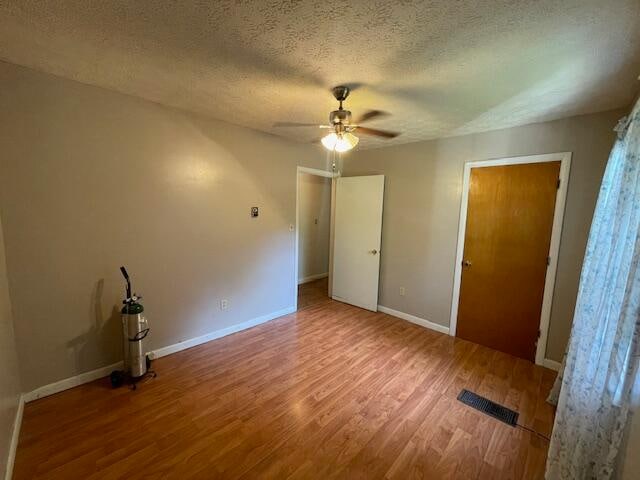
<box><xmin>332</xmin><ymin>175</ymin><xmax>384</xmax><ymax>311</ymax></box>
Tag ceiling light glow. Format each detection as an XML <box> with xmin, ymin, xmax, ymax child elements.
<box><xmin>321</xmin><ymin>132</ymin><xmax>359</xmax><ymax>152</ymax></box>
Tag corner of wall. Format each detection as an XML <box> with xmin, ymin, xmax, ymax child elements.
<box><xmin>0</xmin><ymin>213</ymin><xmax>23</xmax><ymax>480</ymax></box>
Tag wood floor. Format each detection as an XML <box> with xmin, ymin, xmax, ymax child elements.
<box><xmin>14</xmin><ymin>300</ymin><xmax>556</xmax><ymax>479</ymax></box>
<box><xmin>297</xmin><ymin>277</ymin><xmax>330</xmax><ymax>309</ymax></box>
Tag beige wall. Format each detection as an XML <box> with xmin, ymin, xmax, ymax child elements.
<box><xmin>0</xmin><ymin>62</ymin><xmax>327</xmax><ymax>392</ymax></box>
<box><xmin>297</xmin><ymin>173</ymin><xmax>331</xmax><ymax>283</ymax></box>
<box><xmin>0</xmin><ymin>213</ymin><xmax>21</xmax><ymax>479</ymax></box>
<box><xmin>342</xmin><ymin>109</ymin><xmax>623</xmax><ymax>361</ymax></box>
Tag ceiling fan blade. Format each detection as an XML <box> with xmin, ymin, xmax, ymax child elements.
<box><xmin>356</xmin><ymin>126</ymin><xmax>400</xmax><ymax>139</ymax></box>
<box><xmin>354</xmin><ymin>110</ymin><xmax>389</xmax><ymax>124</ymax></box>
<box><xmin>339</xmin><ymin>82</ymin><xmax>364</xmax><ymax>92</ymax></box>
<box><xmin>273</xmin><ymin>122</ymin><xmax>322</xmax><ymax>127</ymax></box>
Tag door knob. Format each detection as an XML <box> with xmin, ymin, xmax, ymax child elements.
<box><xmin>462</xmin><ymin>260</ymin><xmax>472</xmax><ymax>267</ymax></box>
<box><xmin>369</xmin><ymin>249</ymin><xmax>378</xmax><ymax>255</ymax></box>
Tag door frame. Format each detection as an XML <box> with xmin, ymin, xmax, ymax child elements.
<box><xmin>449</xmin><ymin>152</ymin><xmax>572</xmax><ymax>366</ymax></box>
<box><xmin>294</xmin><ymin>166</ymin><xmax>339</xmax><ymax>311</ymax></box>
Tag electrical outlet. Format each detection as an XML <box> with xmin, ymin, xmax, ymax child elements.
<box><xmin>220</xmin><ymin>299</ymin><xmax>229</xmax><ymax>311</ymax></box>
<box><xmin>399</xmin><ymin>287</ymin><xmax>406</xmax><ymax>296</ymax></box>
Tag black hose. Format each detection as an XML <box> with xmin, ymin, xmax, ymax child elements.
<box><xmin>120</xmin><ymin>266</ymin><xmax>132</xmax><ymax>299</ymax></box>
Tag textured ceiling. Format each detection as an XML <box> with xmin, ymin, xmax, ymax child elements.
<box><xmin>1</xmin><ymin>1</ymin><xmax>639</xmax><ymax>149</ymax></box>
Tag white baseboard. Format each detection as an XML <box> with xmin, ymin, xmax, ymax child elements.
<box><xmin>4</xmin><ymin>394</ymin><xmax>24</xmax><ymax>480</ymax></box>
<box><xmin>23</xmin><ymin>361</ymin><xmax>124</xmax><ymax>403</ymax></box>
<box><xmin>378</xmin><ymin>305</ymin><xmax>450</xmax><ymax>335</ymax></box>
<box><xmin>543</xmin><ymin>358</ymin><xmax>562</xmax><ymax>371</ymax></box>
<box><xmin>297</xmin><ymin>272</ymin><xmax>328</xmax><ymax>285</ymax></box>
<box><xmin>149</xmin><ymin>306</ymin><xmax>295</xmax><ymax>360</ymax></box>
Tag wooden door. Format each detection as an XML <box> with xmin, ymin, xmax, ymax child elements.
<box><xmin>456</xmin><ymin>161</ymin><xmax>560</xmax><ymax>361</ymax></box>
<box><xmin>332</xmin><ymin>175</ymin><xmax>384</xmax><ymax>311</ymax></box>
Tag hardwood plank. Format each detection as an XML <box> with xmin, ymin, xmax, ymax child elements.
<box><xmin>14</xmin><ymin>300</ymin><xmax>555</xmax><ymax>479</ymax></box>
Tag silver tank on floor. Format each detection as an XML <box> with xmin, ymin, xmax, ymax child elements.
<box><xmin>121</xmin><ymin>303</ymin><xmax>149</xmax><ymax>378</ymax></box>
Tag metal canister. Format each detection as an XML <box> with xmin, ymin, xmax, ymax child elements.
<box><xmin>121</xmin><ymin>301</ymin><xmax>149</xmax><ymax>378</ymax></box>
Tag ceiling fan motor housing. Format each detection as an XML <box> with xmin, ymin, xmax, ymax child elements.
<box><xmin>330</xmin><ymin>109</ymin><xmax>351</xmax><ymax>125</ymax></box>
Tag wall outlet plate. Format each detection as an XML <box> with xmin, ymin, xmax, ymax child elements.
<box><xmin>220</xmin><ymin>299</ymin><xmax>229</xmax><ymax>310</ymax></box>
<box><xmin>251</xmin><ymin>207</ymin><xmax>259</xmax><ymax>217</ymax></box>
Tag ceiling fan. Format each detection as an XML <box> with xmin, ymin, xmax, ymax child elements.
<box><xmin>274</xmin><ymin>85</ymin><xmax>400</xmax><ymax>152</ymax></box>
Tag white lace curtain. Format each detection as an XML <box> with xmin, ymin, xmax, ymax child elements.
<box><xmin>546</xmin><ymin>99</ymin><xmax>640</xmax><ymax>479</ymax></box>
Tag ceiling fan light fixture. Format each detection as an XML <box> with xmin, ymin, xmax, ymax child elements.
<box><xmin>321</xmin><ymin>132</ymin><xmax>359</xmax><ymax>152</ymax></box>
<box><xmin>321</xmin><ymin>132</ymin><xmax>339</xmax><ymax>151</ymax></box>
<box><xmin>336</xmin><ymin>132</ymin><xmax>359</xmax><ymax>152</ymax></box>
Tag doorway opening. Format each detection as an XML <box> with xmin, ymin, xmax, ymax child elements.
<box><xmin>450</xmin><ymin>153</ymin><xmax>571</xmax><ymax>365</ymax></box>
<box><xmin>295</xmin><ymin>167</ymin><xmax>334</xmax><ymax>310</ymax></box>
